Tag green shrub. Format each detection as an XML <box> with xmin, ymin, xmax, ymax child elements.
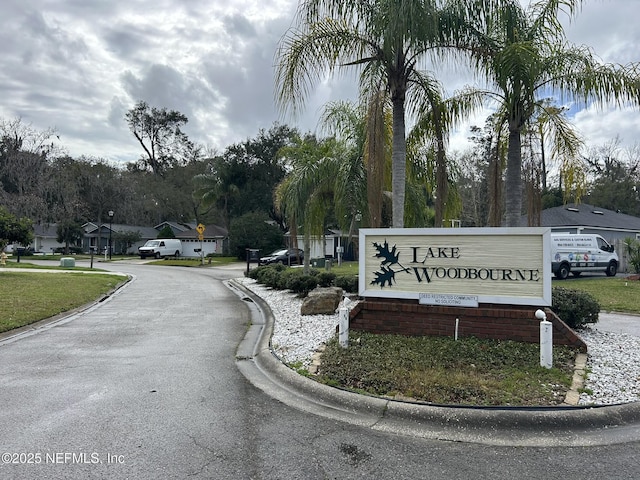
<box><xmin>248</xmin><ymin>263</ymin><xmax>287</xmax><ymax>280</ymax></box>
<box><xmin>551</xmin><ymin>286</ymin><xmax>600</xmax><ymax>329</ymax></box>
<box><xmin>157</xmin><ymin>225</ymin><xmax>175</xmax><ymax>238</ymax></box>
<box><xmin>249</xmin><ymin>265</ymin><xmax>348</xmax><ymax>296</ymax></box>
<box><xmin>316</xmin><ymin>271</ymin><xmax>336</xmax><ymax>287</ymax></box>
<box><xmin>277</xmin><ymin>268</ymin><xmax>305</xmax><ymax>290</ymax></box>
<box><xmin>287</xmin><ymin>275</ymin><xmax>318</xmax><ymax>296</ymax></box>
<box><xmin>246</xmin><ymin>266</ymin><xmax>262</xmax><ymax>280</ymax></box>
<box><xmin>254</xmin><ymin>265</ymin><xmax>286</xmax><ymax>288</ymax></box>
<box><xmin>53</xmin><ymin>246</ymin><xmax>83</xmax><ymax>254</ymax></box>
<box><xmin>334</xmin><ymin>274</ymin><xmax>359</xmax><ymax>293</ymax></box>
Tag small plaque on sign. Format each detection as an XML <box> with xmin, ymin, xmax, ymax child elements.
<box><xmin>419</xmin><ymin>293</ymin><xmax>479</xmax><ymax>308</ymax></box>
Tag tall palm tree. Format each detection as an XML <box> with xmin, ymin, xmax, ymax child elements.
<box><xmin>276</xmin><ymin>0</ymin><xmax>479</xmax><ymax>228</ymax></box>
<box><xmin>458</xmin><ymin>0</ymin><xmax>640</xmax><ymax>226</ymax></box>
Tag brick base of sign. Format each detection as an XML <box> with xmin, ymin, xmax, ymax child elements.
<box><xmin>349</xmin><ymin>298</ymin><xmax>587</xmax><ymax>352</ymax></box>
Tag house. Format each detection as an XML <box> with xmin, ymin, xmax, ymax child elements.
<box><xmin>26</xmin><ymin>219</ymin><xmax>228</xmax><ymax>258</ymax></box>
<box><xmin>175</xmin><ymin>224</ymin><xmax>229</xmax><ymax>257</ymax></box>
<box><xmin>287</xmin><ymin>228</ymin><xmax>358</xmax><ymax>262</ymax></box>
<box><xmin>31</xmin><ymin>223</ymin><xmax>65</xmax><ymax>253</ymax></box>
<box><xmin>82</xmin><ymin>222</ymin><xmax>159</xmax><ymax>255</ymax></box>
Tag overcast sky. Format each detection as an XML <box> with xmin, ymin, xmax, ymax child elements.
<box><xmin>1</xmin><ymin>0</ymin><xmax>639</xmax><ymax>165</ymax></box>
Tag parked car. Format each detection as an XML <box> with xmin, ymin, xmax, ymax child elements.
<box><xmin>259</xmin><ymin>248</ymin><xmax>304</xmax><ymax>266</ymax></box>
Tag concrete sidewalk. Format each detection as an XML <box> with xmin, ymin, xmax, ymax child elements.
<box><xmin>595</xmin><ymin>312</ymin><xmax>640</xmax><ymax>336</ymax></box>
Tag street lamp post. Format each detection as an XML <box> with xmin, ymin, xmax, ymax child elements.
<box><xmin>108</xmin><ymin>210</ymin><xmax>114</xmax><ymax>260</ymax></box>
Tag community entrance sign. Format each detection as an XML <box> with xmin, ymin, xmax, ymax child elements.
<box><xmin>359</xmin><ymin>228</ymin><xmax>551</xmax><ymax>307</ymax></box>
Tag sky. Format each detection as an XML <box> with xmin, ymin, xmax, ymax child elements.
<box><xmin>1</xmin><ymin>0</ymin><xmax>639</xmax><ymax>165</ymax></box>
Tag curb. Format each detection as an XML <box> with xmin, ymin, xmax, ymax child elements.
<box><xmin>228</xmin><ymin>279</ymin><xmax>640</xmax><ymax>447</ymax></box>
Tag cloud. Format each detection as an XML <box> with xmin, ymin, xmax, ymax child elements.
<box><xmin>573</xmin><ymin>106</ymin><xmax>640</xmax><ymax>149</ymax></box>
<box><xmin>0</xmin><ymin>0</ymin><xmax>639</xmax><ymax>165</ymax></box>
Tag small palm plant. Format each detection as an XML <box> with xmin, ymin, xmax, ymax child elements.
<box><xmin>624</xmin><ymin>238</ymin><xmax>640</xmax><ymax>274</ymax></box>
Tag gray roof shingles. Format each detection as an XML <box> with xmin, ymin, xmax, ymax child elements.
<box><xmin>521</xmin><ymin>203</ymin><xmax>640</xmax><ymax>231</ymax></box>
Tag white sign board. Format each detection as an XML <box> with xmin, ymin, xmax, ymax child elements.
<box><xmin>359</xmin><ymin>228</ymin><xmax>551</xmax><ymax>306</ymax></box>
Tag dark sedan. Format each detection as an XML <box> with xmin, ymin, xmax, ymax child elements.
<box><xmin>259</xmin><ymin>248</ymin><xmax>304</xmax><ymax>266</ymax></box>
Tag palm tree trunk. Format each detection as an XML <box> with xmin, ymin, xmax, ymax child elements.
<box><xmin>539</xmin><ymin>127</ymin><xmax>547</xmax><ymax>192</ymax></box>
<box><xmin>504</xmin><ymin>126</ymin><xmax>523</xmax><ymax>227</ymax></box>
<box><xmin>367</xmin><ymin>92</ymin><xmax>386</xmax><ymax>228</ymax></box>
<box><xmin>434</xmin><ymin>105</ymin><xmax>447</xmax><ymax>227</ymax></box>
<box><xmin>487</xmin><ymin>131</ymin><xmax>502</xmax><ymax>227</ymax></box>
<box><xmin>391</xmin><ymin>95</ymin><xmax>406</xmax><ymax>228</ymax></box>
<box><xmin>303</xmin><ymin>230</ymin><xmax>311</xmax><ymax>274</ymax></box>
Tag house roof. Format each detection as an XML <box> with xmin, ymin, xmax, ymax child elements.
<box><xmin>286</xmin><ymin>228</ymin><xmax>346</xmax><ymax>236</ymax></box>
<box><xmin>82</xmin><ymin>222</ymin><xmax>159</xmax><ymax>238</ymax></box>
<box><xmin>153</xmin><ymin>221</ymin><xmax>196</xmax><ymax>232</ymax></box>
<box><xmin>175</xmin><ymin>224</ymin><xmax>228</xmax><ymax>239</ymax></box>
<box><xmin>115</xmin><ymin>225</ymin><xmax>159</xmax><ymax>238</ymax></box>
<box><xmin>33</xmin><ymin>223</ymin><xmax>58</xmax><ymax>238</ymax></box>
<box><xmin>80</xmin><ymin>220</ymin><xmax>225</xmax><ymax>239</ymax></box>
<box><xmin>521</xmin><ymin>203</ymin><xmax>640</xmax><ymax>232</ymax></box>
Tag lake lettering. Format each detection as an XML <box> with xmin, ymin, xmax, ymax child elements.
<box><xmin>410</xmin><ymin>246</ymin><xmax>460</xmax><ymax>262</ymax></box>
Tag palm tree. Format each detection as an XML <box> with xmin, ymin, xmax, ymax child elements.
<box><xmin>192</xmin><ymin>164</ymin><xmax>239</xmax><ymax>230</ymax></box>
<box><xmin>407</xmin><ymin>73</ymin><xmax>484</xmax><ymax>225</ymax></box>
<box><xmin>275</xmin><ymin>136</ymin><xmax>345</xmax><ymax>272</ymax></box>
<box><xmin>529</xmin><ymin>99</ymin><xmax>587</xmax><ymax>205</ymax></box>
<box><xmin>276</xmin><ymin>0</ymin><xmax>480</xmax><ymax>228</ymax></box>
<box><xmin>459</xmin><ymin>0</ymin><xmax>640</xmax><ymax>226</ymax></box>
<box><xmin>320</xmin><ymin>93</ymin><xmax>391</xmax><ymax>228</ymax></box>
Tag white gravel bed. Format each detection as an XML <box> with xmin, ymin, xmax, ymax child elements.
<box><xmin>577</xmin><ymin>328</ymin><xmax>640</xmax><ymax>405</ymax></box>
<box><xmin>236</xmin><ymin>278</ymin><xmax>339</xmax><ymax>366</ymax></box>
<box><xmin>237</xmin><ymin>277</ymin><xmax>640</xmax><ymax>406</ymax></box>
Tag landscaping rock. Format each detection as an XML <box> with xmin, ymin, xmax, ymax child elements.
<box><xmin>301</xmin><ymin>286</ymin><xmax>344</xmax><ymax>315</ymax></box>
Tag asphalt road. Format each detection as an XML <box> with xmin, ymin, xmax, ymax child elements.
<box><xmin>1</xmin><ymin>261</ymin><xmax>639</xmax><ymax>479</ymax></box>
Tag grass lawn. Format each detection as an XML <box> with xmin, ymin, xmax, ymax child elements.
<box><xmin>317</xmin><ymin>332</ymin><xmax>577</xmax><ymax>406</ymax></box>
<box><xmin>327</xmin><ymin>260</ymin><xmax>359</xmax><ymax>276</ymax></box>
<box><xmin>552</xmin><ymin>276</ymin><xmax>640</xmax><ymax>314</ymax></box>
<box><xmin>0</xmin><ymin>270</ymin><xmax>127</xmax><ymax>333</ymax></box>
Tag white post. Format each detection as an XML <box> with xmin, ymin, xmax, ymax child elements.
<box><xmin>536</xmin><ymin>309</ymin><xmax>553</xmax><ymax>369</ymax></box>
<box><xmin>339</xmin><ymin>306</ymin><xmax>349</xmax><ymax>348</ymax></box>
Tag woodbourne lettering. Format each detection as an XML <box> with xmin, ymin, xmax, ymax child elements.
<box><xmin>408</xmin><ymin>246</ymin><xmax>540</xmax><ymax>283</ymax></box>
<box><xmin>412</xmin><ymin>266</ymin><xmax>540</xmax><ymax>283</ymax></box>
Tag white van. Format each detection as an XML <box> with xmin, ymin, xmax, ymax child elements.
<box><xmin>138</xmin><ymin>239</ymin><xmax>182</xmax><ymax>259</ymax></box>
<box><xmin>550</xmin><ymin>233</ymin><xmax>618</xmax><ymax>279</ymax></box>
